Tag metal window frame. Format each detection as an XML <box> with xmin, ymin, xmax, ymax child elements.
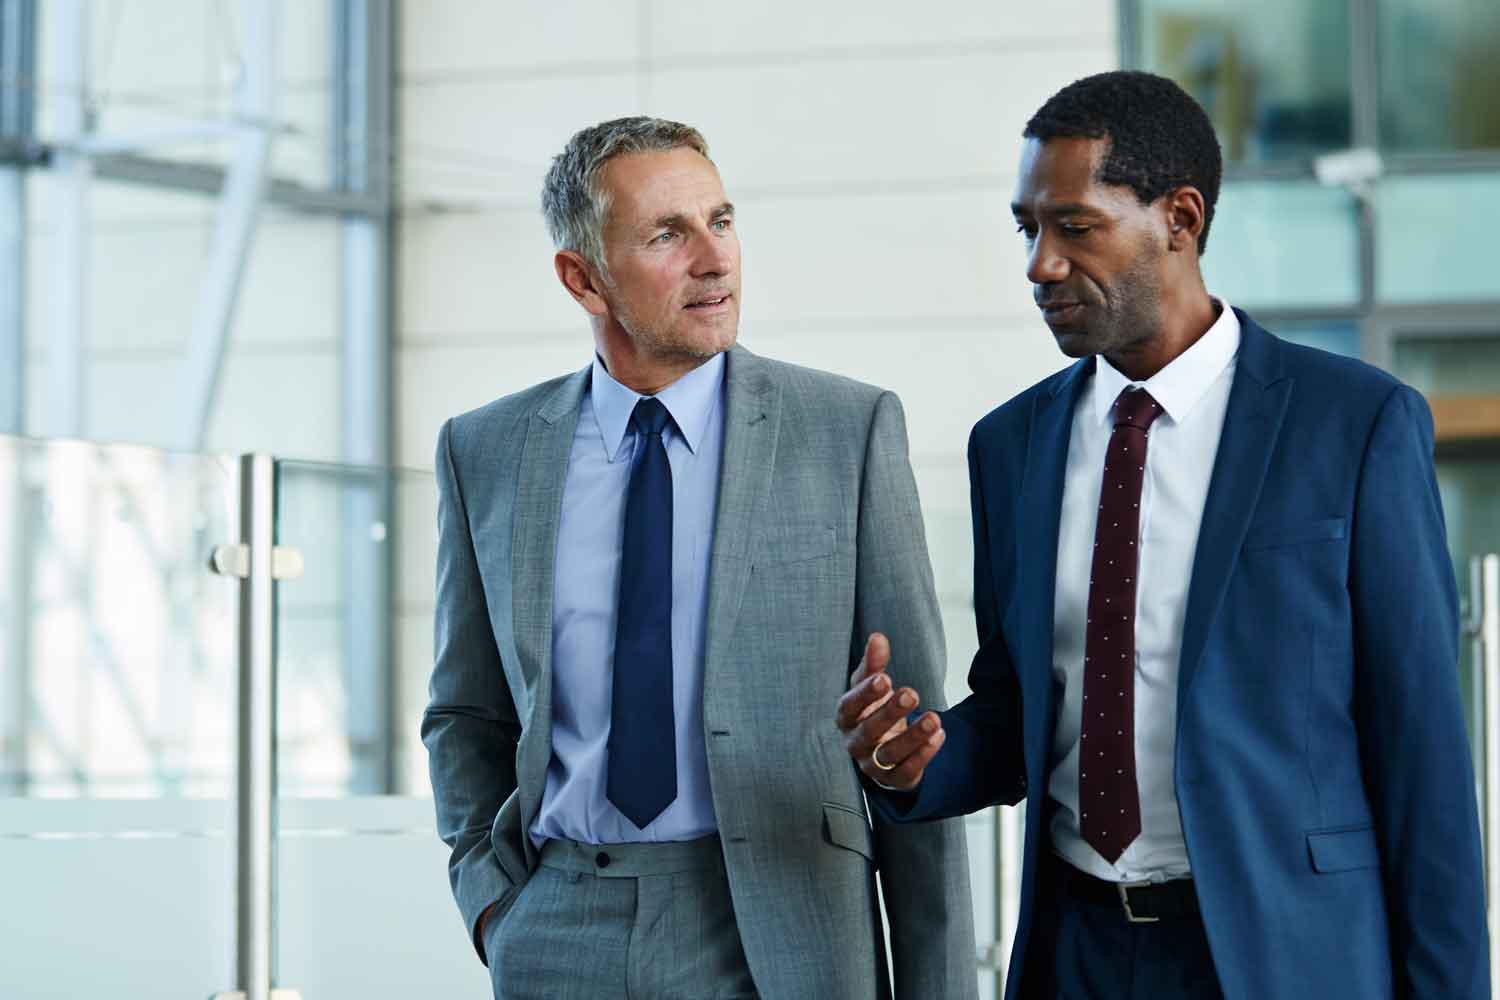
<box><xmin>1118</xmin><ymin>0</ymin><xmax>1500</xmax><ymax>366</ymax></box>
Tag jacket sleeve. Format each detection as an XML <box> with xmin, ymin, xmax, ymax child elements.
<box><xmin>1350</xmin><ymin>385</ymin><xmax>1489</xmax><ymax>998</ymax></box>
<box><xmin>421</xmin><ymin>418</ymin><xmax>524</xmax><ymax>964</ymax></box>
<box><xmin>851</xmin><ymin>391</ymin><xmax>979</xmax><ymax>1000</ymax></box>
<box><xmin>869</xmin><ymin>423</ymin><xmax>1027</xmax><ymax>825</ymax></box>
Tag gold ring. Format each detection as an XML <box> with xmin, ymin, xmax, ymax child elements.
<box><xmin>871</xmin><ymin>740</ymin><xmax>898</xmax><ymax>772</ymax></box>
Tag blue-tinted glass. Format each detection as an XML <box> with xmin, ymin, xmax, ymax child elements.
<box><xmin>1201</xmin><ymin>181</ymin><xmax>1360</xmax><ymax>310</ymax></box>
<box><xmin>1139</xmin><ymin>0</ymin><xmax>1351</xmax><ymax>162</ymax></box>
<box><xmin>1393</xmin><ymin>336</ymin><xmax>1500</xmax><ymax>396</ymax></box>
<box><xmin>1376</xmin><ymin>175</ymin><xmax>1500</xmax><ymax>304</ymax></box>
<box><xmin>1380</xmin><ymin>0</ymin><xmax>1500</xmax><ymax>153</ymax></box>
<box><xmin>1272</xmin><ymin>321</ymin><xmax>1361</xmax><ymax>358</ymax></box>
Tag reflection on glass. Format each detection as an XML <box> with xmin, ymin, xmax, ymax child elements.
<box><xmin>1139</xmin><ymin>0</ymin><xmax>1351</xmax><ymax>162</ymax></box>
<box><xmin>1200</xmin><ymin>181</ymin><xmax>1360</xmax><ymax>309</ymax></box>
<box><xmin>1379</xmin><ymin>0</ymin><xmax>1500</xmax><ymax>153</ymax></box>
<box><xmin>33</xmin><ymin>1</ymin><xmax>338</xmax><ymax>186</ymax></box>
<box><xmin>0</xmin><ymin>436</ymin><xmax>238</xmax><ymax>798</ymax></box>
<box><xmin>1394</xmin><ymin>336</ymin><xmax>1500</xmax><ymax>397</ymax></box>
<box><xmin>1272</xmin><ymin>321</ymin><xmax>1360</xmax><ymax>358</ymax></box>
<box><xmin>1376</xmin><ymin>175</ymin><xmax>1500</xmax><ymax>304</ymax></box>
<box><xmin>274</xmin><ymin>460</ymin><xmax>436</xmax><ymax>799</ymax></box>
<box><xmin>1436</xmin><ymin>462</ymin><xmax>1500</xmax><ymax>756</ymax></box>
<box><xmin>1396</xmin><ymin>335</ymin><xmax>1500</xmax><ymax>755</ymax></box>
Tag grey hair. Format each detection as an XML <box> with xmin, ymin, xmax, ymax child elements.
<box><xmin>541</xmin><ymin>116</ymin><xmax>711</xmax><ymax>273</ymax></box>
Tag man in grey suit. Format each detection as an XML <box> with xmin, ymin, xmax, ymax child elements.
<box><xmin>422</xmin><ymin>116</ymin><xmax>976</xmax><ymax>999</ymax></box>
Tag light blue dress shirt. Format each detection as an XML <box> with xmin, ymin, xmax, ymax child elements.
<box><xmin>530</xmin><ymin>351</ymin><xmax>726</xmax><ymax>846</ymax></box>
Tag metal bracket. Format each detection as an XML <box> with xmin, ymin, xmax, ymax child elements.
<box><xmin>208</xmin><ymin>543</ymin><xmax>304</xmax><ymax>581</ymax></box>
<box><xmin>209</xmin><ymin>990</ymin><xmax>303</xmax><ymax>1000</ymax></box>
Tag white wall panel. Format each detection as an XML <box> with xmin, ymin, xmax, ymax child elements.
<box><xmin>400</xmin><ymin>0</ymin><xmax>642</xmax><ymax>78</ymax></box>
<box><xmin>398</xmin><ymin>73</ymin><xmax>643</xmax><ymax>209</ymax></box>
<box><xmin>398</xmin><ymin>208</ymin><xmax>578</xmax><ymax>340</ymax></box>
<box><xmin>395</xmin><ymin>338</ymin><xmax>590</xmax><ymax>468</ymax></box>
<box><xmin>733</xmin><ymin>190</ymin><xmax>1024</xmax><ymax>329</ymax></box>
<box><xmin>650</xmin><ymin>46</ymin><xmax>1116</xmax><ymax>193</ymax></box>
<box><xmin>647</xmin><ymin>0</ymin><xmax>1115</xmax><ymax>57</ymax></box>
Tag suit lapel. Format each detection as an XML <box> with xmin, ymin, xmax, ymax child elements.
<box><xmin>1176</xmin><ymin>314</ymin><xmax>1292</xmax><ymax>710</ymax></box>
<box><xmin>702</xmin><ymin>346</ymin><xmax>781</xmax><ymax>707</ymax></box>
<box><xmin>1019</xmin><ymin>359</ymin><xmax>1093</xmax><ymax>756</ymax></box>
<box><xmin>511</xmin><ymin>366</ymin><xmax>588</xmax><ymax>848</ymax></box>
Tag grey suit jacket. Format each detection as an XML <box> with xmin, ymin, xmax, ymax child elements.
<box><xmin>422</xmin><ymin>345</ymin><xmax>977</xmax><ymax>999</ymax></box>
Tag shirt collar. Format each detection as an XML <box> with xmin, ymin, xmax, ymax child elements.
<box><xmin>1092</xmin><ymin>298</ymin><xmax>1241</xmax><ymax>426</ymax></box>
<box><xmin>589</xmin><ymin>350</ymin><xmax>727</xmax><ymax>461</ymax></box>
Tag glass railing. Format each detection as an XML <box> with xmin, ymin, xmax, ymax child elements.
<box><xmin>0</xmin><ymin>434</ymin><xmax>240</xmax><ymax>999</ymax></box>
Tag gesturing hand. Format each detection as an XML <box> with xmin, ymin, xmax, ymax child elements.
<box><xmin>836</xmin><ymin>632</ymin><xmax>945</xmax><ymax>792</ymax></box>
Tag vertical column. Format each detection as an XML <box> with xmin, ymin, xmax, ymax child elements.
<box><xmin>45</xmin><ymin>0</ymin><xmax>86</xmax><ymax>439</ymax></box>
<box><xmin>336</xmin><ymin>0</ymin><xmax>396</xmax><ymax>793</ymax></box>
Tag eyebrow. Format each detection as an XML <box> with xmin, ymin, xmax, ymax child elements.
<box><xmin>1010</xmin><ymin>201</ymin><xmax>1098</xmax><ymax>218</ymax></box>
<box><xmin>646</xmin><ymin>202</ymin><xmax>736</xmax><ymax>232</ymax></box>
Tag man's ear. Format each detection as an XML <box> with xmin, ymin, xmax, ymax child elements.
<box><xmin>1164</xmin><ymin>186</ymin><xmax>1206</xmax><ymax>254</ymax></box>
<box><xmin>555</xmin><ymin>250</ymin><xmax>610</xmax><ymax>317</ymax></box>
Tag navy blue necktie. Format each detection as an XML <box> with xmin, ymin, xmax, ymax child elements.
<box><xmin>606</xmin><ymin>397</ymin><xmax>678</xmax><ymax>829</ymax></box>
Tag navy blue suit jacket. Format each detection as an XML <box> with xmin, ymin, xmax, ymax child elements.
<box><xmin>876</xmin><ymin>312</ymin><xmax>1488</xmax><ymax>999</ymax></box>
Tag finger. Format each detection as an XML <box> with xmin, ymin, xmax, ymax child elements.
<box><xmin>847</xmin><ymin>632</ymin><xmax>891</xmax><ymax>688</ymax></box>
<box><xmin>835</xmin><ymin>672</ymin><xmax>894</xmax><ymax>732</ymax></box>
<box><xmin>869</xmin><ymin>710</ymin><xmax>939</xmax><ymax>768</ymax></box>
<box><xmin>849</xmin><ymin>686</ymin><xmax>920</xmax><ymax>756</ymax></box>
<box><xmin>875</xmin><ymin>724</ymin><xmax>946</xmax><ymax>791</ymax></box>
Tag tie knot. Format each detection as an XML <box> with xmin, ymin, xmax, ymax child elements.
<box><xmin>631</xmin><ymin>397</ymin><xmax>672</xmax><ymax>437</ymax></box>
<box><xmin>1112</xmin><ymin>387</ymin><xmax>1163</xmax><ymax>431</ymax></box>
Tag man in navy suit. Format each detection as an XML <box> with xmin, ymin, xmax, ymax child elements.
<box><xmin>836</xmin><ymin>71</ymin><xmax>1489</xmax><ymax>999</ymax></box>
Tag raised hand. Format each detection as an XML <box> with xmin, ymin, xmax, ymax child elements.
<box><xmin>836</xmin><ymin>632</ymin><xmax>945</xmax><ymax>792</ymax></box>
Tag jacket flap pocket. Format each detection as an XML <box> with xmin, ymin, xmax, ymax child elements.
<box><xmin>1245</xmin><ymin>516</ymin><xmax>1347</xmax><ymax>551</ymax></box>
<box><xmin>822</xmin><ymin>802</ymin><xmax>874</xmax><ymax>861</ymax></box>
<box><xmin>1307</xmin><ymin>825</ymin><xmax>1380</xmax><ymax>873</ymax></box>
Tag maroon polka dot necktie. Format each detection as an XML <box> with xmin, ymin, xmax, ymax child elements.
<box><xmin>1079</xmin><ymin>386</ymin><xmax>1163</xmax><ymax>863</ymax></box>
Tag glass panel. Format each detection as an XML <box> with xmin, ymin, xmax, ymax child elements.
<box><xmin>33</xmin><ymin>1</ymin><xmax>336</xmax><ymax>187</ymax></box>
<box><xmin>23</xmin><ymin>176</ymin><xmax>342</xmax><ymax>460</ymax></box>
<box><xmin>1200</xmin><ymin>181</ymin><xmax>1360</xmax><ymax>310</ymax></box>
<box><xmin>1273</xmin><ymin>320</ymin><xmax>1360</xmax><ymax>358</ymax></box>
<box><xmin>1376</xmin><ymin>174</ymin><xmax>1500</xmax><ymax>304</ymax></box>
<box><xmin>1379</xmin><ymin>0</ymin><xmax>1500</xmax><ymax>153</ymax></box>
<box><xmin>1138</xmin><ymin>0</ymin><xmax>1351</xmax><ymax>162</ymax></box>
<box><xmin>272</xmin><ymin>459</ymin><xmax>479</xmax><ymax>996</ymax></box>
<box><xmin>273</xmin><ymin>460</ymin><xmax>437</xmax><ymax>797</ymax></box>
<box><xmin>1393</xmin><ymin>336</ymin><xmax>1500</xmax><ymax>396</ymax></box>
<box><xmin>0</xmin><ymin>434</ymin><xmax>240</xmax><ymax>998</ymax></box>
<box><xmin>1392</xmin><ymin>335</ymin><xmax>1500</xmax><ymax>775</ymax></box>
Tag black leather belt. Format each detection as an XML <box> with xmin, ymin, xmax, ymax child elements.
<box><xmin>1047</xmin><ymin>855</ymin><xmax>1199</xmax><ymax>923</ymax></box>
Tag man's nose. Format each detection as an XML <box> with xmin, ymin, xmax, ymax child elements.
<box><xmin>691</xmin><ymin>229</ymin><xmax>736</xmax><ymax>277</ymax></box>
<box><xmin>1026</xmin><ymin>233</ymin><xmax>1069</xmax><ymax>286</ymax></box>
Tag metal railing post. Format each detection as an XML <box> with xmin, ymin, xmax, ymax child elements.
<box><xmin>1477</xmin><ymin>554</ymin><xmax>1500</xmax><ymax>989</ymax></box>
<box><xmin>208</xmin><ymin>453</ymin><xmax>302</xmax><ymax>1000</ymax></box>
<box><xmin>236</xmin><ymin>452</ymin><xmax>276</xmax><ymax>1000</ymax></box>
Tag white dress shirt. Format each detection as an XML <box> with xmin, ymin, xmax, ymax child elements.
<box><xmin>1048</xmin><ymin>301</ymin><xmax>1241</xmax><ymax>882</ymax></box>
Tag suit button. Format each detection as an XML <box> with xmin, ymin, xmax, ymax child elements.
<box><xmin>595</xmin><ymin>852</ymin><xmax>610</xmax><ymax>868</ymax></box>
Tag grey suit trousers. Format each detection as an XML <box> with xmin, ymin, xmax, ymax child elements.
<box><xmin>485</xmin><ymin>835</ymin><xmax>758</xmax><ymax>1000</ymax></box>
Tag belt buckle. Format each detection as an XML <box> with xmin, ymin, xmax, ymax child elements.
<box><xmin>1117</xmin><ymin>880</ymin><xmax>1160</xmax><ymax>924</ymax></box>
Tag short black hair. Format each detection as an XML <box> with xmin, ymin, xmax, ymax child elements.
<box><xmin>1024</xmin><ymin>70</ymin><xmax>1222</xmax><ymax>255</ymax></box>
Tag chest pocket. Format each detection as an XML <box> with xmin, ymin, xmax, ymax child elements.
<box><xmin>753</xmin><ymin>523</ymin><xmax>836</xmax><ymax>567</ymax></box>
<box><xmin>1243</xmin><ymin>516</ymin><xmax>1346</xmax><ymax>552</ymax></box>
